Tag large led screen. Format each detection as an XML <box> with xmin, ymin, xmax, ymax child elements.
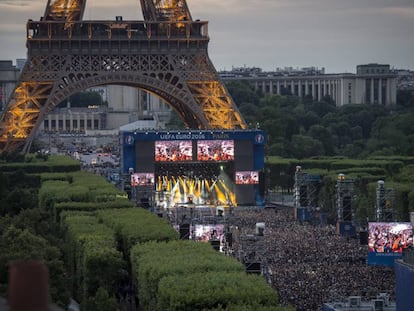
<box><xmin>192</xmin><ymin>224</ymin><xmax>225</xmax><ymax>242</ymax></box>
<box><xmin>131</xmin><ymin>173</ymin><xmax>155</xmax><ymax>186</ymax></box>
<box><xmin>197</xmin><ymin>140</ymin><xmax>234</xmax><ymax>161</ymax></box>
<box><xmin>368</xmin><ymin>222</ymin><xmax>413</xmax><ymax>266</ymax></box>
<box><xmin>235</xmin><ymin>171</ymin><xmax>259</xmax><ymax>185</ymax></box>
<box><xmin>155</xmin><ymin>141</ymin><xmax>192</xmax><ymax>162</ymax></box>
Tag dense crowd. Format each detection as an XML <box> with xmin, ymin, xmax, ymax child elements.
<box><xmin>231</xmin><ymin>208</ymin><xmax>395</xmax><ymax>311</ymax></box>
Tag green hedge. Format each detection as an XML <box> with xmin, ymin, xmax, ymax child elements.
<box><xmin>97</xmin><ymin>208</ymin><xmax>179</xmax><ymax>254</ymax></box>
<box><xmin>62</xmin><ymin>214</ymin><xmax>124</xmax><ymax>305</ymax></box>
<box><xmin>39</xmin><ymin>180</ymin><xmax>71</xmax><ymax>209</ymax></box>
<box><xmin>131</xmin><ymin>240</ymin><xmax>245</xmax><ymax>311</ymax></box>
<box><xmin>368</xmin><ymin>156</ymin><xmax>414</xmax><ymax>165</ymax></box>
<box><xmin>54</xmin><ymin>199</ymin><xmax>133</xmax><ymax>222</ymax></box>
<box><xmin>0</xmin><ymin>155</ymin><xmax>80</xmax><ymax>173</ymax></box>
<box><xmin>39</xmin><ymin>172</ymin><xmax>129</xmax><ymax>215</ymax></box>
<box><xmin>40</xmin><ymin>172</ymin><xmax>74</xmax><ymax>183</ymax></box>
<box><xmin>157</xmin><ymin>271</ymin><xmax>280</xmax><ymax>311</ymax></box>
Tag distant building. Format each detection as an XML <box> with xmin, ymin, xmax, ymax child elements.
<box><xmin>0</xmin><ymin>60</ymin><xmax>20</xmax><ymax>111</ymax></box>
<box><xmin>220</xmin><ymin>64</ymin><xmax>398</xmax><ymax>106</ymax></box>
<box><xmin>356</xmin><ymin>63</ymin><xmax>391</xmax><ymax>75</ymax></box>
<box><xmin>37</xmin><ymin>86</ymin><xmax>171</xmax><ymax>133</ymax></box>
<box><xmin>393</xmin><ymin>68</ymin><xmax>414</xmax><ymax>91</ymax></box>
<box><xmin>16</xmin><ymin>58</ymin><xmax>27</xmax><ymax>71</ymax></box>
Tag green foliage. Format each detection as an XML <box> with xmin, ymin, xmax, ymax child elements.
<box><xmin>57</xmin><ymin>91</ymin><xmax>106</xmax><ymax>108</ymax></box>
<box><xmin>0</xmin><ymin>226</ymin><xmax>69</xmax><ymax>306</ymax></box>
<box><xmin>0</xmin><ymin>208</ymin><xmax>60</xmax><ymax>243</ymax></box>
<box><xmin>394</xmin><ymin>165</ymin><xmax>414</xmax><ymax>183</ymax></box>
<box><xmin>131</xmin><ymin>240</ymin><xmax>245</xmax><ymax>311</ymax></box>
<box><xmin>62</xmin><ymin>214</ymin><xmax>125</xmax><ymax>305</ymax></box>
<box><xmin>39</xmin><ymin>180</ymin><xmax>71</xmax><ymax>210</ymax></box>
<box><xmin>40</xmin><ymin>172</ymin><xmax>74</xmax><ymax>182</ymax></box>
<box><xmin>288</xmin><ymin>135</ymin><xmax>324</xmax><ymax>159</ymax></box>
<box><xmin>54</xmin><ymin>200</ymin><xmax>133</xmax><ymax>221</ymax></box>
<box><xmin>367</xmin><ymin>114</ymin><xmax>414</xmax><ymax>155</ymax></box>
<box><xmin>98</xmin><ymin>208</ymin><xmax>179</xmax><ymax>254</ymax></box>
<box><xmin>0</xmin><ymin>155</ymin><xmax>80</xmax><ymax>173</ymax></box>
<box><xmin>38</xmin><ymin>171</ymin><xmax>130</xmax><ymax>219</ymax></box>
<box><xmin>83</xmin><ymin>287</ymin><xmax>118</xmax><ymax>311</ymax></box>
<box><xmin>0</xmin><ymin>188</ymin><xmax>38</xmax><ymax>216</ymax></box>
<box><xmin>157</xmin><ymin>272</ymin><xmax>279</xmax><ymax>311</ymax></box>
<box><xmin>0</xmin><ymin>170</ymin><xmax>40</xmax><ymax>216</ymax></box>
<box><xmin>225</xmin><ymin>80</ymin><xmax>414</xmax><ymax>158</ymax></box>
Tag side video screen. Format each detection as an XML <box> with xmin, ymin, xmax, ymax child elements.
<box><xmin>131</xmin><ymin>173</ymin><xmax>155</xmax><ymax>186</ymax></box>
<box><xmin>235</xmin><ymin>171</ymin><xmax>259</xmax><ymax>185</ymax></box>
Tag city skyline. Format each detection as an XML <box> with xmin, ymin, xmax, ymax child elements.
<box><xmin>0</xmin><ymin>0</ymin><xmax>413</xmax><ymax>73</ymax></box>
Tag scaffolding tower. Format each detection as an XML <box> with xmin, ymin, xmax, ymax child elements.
<box><xmin>293</xmin><ymin>166</ymin><xmax>321</xmax><ymax>222</ymax></box>
<box><xmin>336</xmin><ymin>174</ymin><xmax>355</xmax><ymax>222</ymax></box>
<box><xmin>376</xmin><ymin>180</ymin><xmax>396</xmax><ymax>222</ymax></box>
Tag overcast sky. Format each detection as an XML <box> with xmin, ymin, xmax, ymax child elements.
<box><xmin>0</xmin><ymin>0</ymin><xmax>413</xmax><ymax>73</ymax></box>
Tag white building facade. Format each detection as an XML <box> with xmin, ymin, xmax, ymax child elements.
<box><xmin>221</xmin><ymin>64</ymin><xmax>398</xmax><ymax>106</ymax></box>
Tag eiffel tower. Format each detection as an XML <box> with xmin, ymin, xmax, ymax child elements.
<box><xmin>0</xmin><ymin>0</ymin><xmax>246</xmax><ymax>154</ymax></box>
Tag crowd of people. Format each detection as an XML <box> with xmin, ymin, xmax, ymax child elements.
<box><xmin>230</xmin><ymin>208</ymin><xmax>395</xmax><ymax>311</ymax></box>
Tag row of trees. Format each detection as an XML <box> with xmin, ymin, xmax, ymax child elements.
<box><xmin>224</xmin><ymin>81</ymin><xmax>414</xmax><ymax>159</ymax></box>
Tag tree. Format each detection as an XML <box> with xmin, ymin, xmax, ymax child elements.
<box><xmin>367</xmin><ymin>114</ymin><xmax>414</xmax><ymax>155</ymax></box>
<box><xmin>308</xmin><ymin>125</ymin><xmax>334</xmax><ymax>155</ymax></box>
<box><xmin>226</xmin><ymin>80</ymin><xmax>260</xmax><ymax>106</ymax></box>
<box><xmin>288</xmin><ymin>135</ymin><xmax>324</xmax><ymax>159</ymax></box>
<box><xmin>57</xmin><ymin>91</ymin><xmax>106</xmax><ymax>108</ymax></box>
<box><xmin>397</xmin><ymin>90</ymin><xmax>414</xmax><ymax>109</ymax></box>
<box><xmin>1</xmin><ymin>188</ymin><xmax>38</xmax><ymax>217</ymax></box>
<box><xmin>304</xmin><ymin>100</ymin><xmax>336</xmax><ymax>118</ymax></box>
<box><xmin>84</xmin><ymin>287</ymin><xmax>118</xmax><ymax>311</ymax></box>
<box><xmin>0</xmin><ymin>226</ymin><xmax>69</xmax><ymax>306</ymax></box>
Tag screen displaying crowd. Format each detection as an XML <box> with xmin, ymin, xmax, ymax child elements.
<box><xmin>197</xmin><ymin>140</ymin><xmax>234</xmax><ymax>161</ymax></box>
<box><xmin>235</xmin><ymin>171</ymin><xmax>259</xmax><ymax>185</ymax></box>
<box><xmin>155</xmin><ymin>141</ymin><xmax>192</xmax><ymax>162</ymax></box>
<box><xmin>192</xmin><ymin>224</ymin><xmax>225</xmax><ymax>242</ymax></box>
<box><xmin>154</xmin><ymin>140</ymin><xmax>235</xmax><ymax>162</ymax></box>
<box><xmin>130</xmin><ymin>173</ymin><xmax>155</xmax><ymax>186</ymax></box>
<box><xmin>368</xmin><ymin>222</ymin><xmax>413</xmax><ymax>253</ymax></box>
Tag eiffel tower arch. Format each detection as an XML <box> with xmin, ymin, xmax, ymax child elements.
<box><xmin>0</xmin><ymin>0</ymin><xmax>246</xmax><ymax>154</ymax></box>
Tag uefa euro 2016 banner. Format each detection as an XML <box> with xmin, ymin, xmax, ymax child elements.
<box><xmin>367</xmin><ymin>222</ymin><xmax>413</xmax><ymax>266</ymax></box>
<box><xmin>122</xmin><ymin>130</ymin><xmax>266</xmax><ymax>145</ymax></box>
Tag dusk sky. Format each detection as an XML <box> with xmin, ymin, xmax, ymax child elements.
<box><xmin>0</xmin><ymin>0</ymin><xmax>413</xmax><ymax>73</ymax></box>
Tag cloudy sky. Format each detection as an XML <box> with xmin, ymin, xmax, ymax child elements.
<box><xmin>0</xmin><ymin>0</ymin><xmax>413</xmax><ymax>73</ymax></box>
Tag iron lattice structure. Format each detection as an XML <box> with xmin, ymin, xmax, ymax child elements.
<box><xmin>375</xmin><ymin>180</ymin><xmax>396</xmax><ymax>222</ymax></box>
<box><xmin>0</xmin><ymin>0</ymin><xmax>246</xmax><ymax>153</ymax></box>
<box><xmin>293</xmin><ymin>166</ymin><xmax>321</xmax><ymax>209</ymax></box>
<box><xmin>336</xmin><ymin>174</ymin><xmax>355</xmax><ymax>222</ymax></box>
